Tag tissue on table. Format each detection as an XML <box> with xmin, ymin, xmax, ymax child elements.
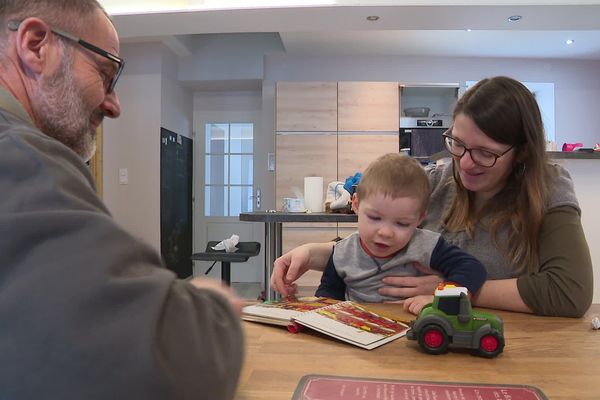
<box><xmin>211</xmin><ymin>234</ymin><xmax>240</xmax><ymax>253</ymax></box>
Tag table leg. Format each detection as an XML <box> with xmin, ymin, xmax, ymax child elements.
<box><xmin>263</xmin><ymin>222</ymin><xmax>282</xmax><ymax>301</ymax></box>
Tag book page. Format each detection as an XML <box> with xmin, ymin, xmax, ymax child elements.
<box><xmin>242</xmin><ymin>297</ymin><xmax>340</xmax><ymax>326</ymax></box>
<box><xmin>292</xmin><ymin>302</ymin><xmax>409</xmax><ymax>350</ymax></box>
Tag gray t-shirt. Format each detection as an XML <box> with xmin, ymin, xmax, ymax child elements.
<box><xmin>333</xmin><ymin>230</ymin><xmax>441</xmax><ymax>302</ymax></box>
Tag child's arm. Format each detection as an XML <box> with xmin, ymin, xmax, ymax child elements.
<box><xmin>403</xmin><ymin>295</ymin><xmax>434</xmax><ymax>315</ymax></box>
<box><xmin>429</xmin><ymin>237</ymin><xmax>487</xmax><ymax>295</ymax></box>
<box><xmin>315</xmin><ymin>252</ymin><xmax>346</xmax><ymax>300</ymax></box>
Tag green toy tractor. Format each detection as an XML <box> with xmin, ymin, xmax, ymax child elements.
<box><xmin>406</xmin><ymin>284</ymin><xmax>505</xmax><ymax>358</ymax></box>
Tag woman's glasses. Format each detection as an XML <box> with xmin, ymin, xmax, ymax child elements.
<box><xmin>442</xmin><ymin>132</ymin><xmax>514</xmax><ymax>168</ymax></box>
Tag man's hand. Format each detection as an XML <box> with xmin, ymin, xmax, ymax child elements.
<box><xmin>190</xmin><ymin>277</ymin><xmax>244</xmax><ymax>315</ymax></box>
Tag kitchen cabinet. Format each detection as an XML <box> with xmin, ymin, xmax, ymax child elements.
<box><xmin>276</xmin><ymin>81</ymin><xmax>400</xmax><ymax>132</ymax></box>
<box><xmin>337</xmin><ymin>134</ymin><xmax>399</xmax><ymax>181</ymax></box>
<box><xmin>276</xmin><ymin>82</ymin><xmax>337</xmax><ymax>132</ymax></box>
<box><xmin>400</xmin><ymin>85</ymin><xmax>458</xmax><ymax>118</ymax></box>
<box><xmin>275</xmin><ymin>134</ymin><xmax>338</xmax><ymax>207</ymax></box>
<box><xmin>338</xmin><ymin>82</ymin><xmax>399</xmax><ymax>132</ymax></box>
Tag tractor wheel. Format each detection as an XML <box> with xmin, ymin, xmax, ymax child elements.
<box><xmin>418</xmin><ymin>324</ymin><xmax>449</xmax><ymax>355</ymax></box>
<box><xmin>477</xmin><ymin>331</ymin><xmax>505</xmax><ymax>358</ymax></box>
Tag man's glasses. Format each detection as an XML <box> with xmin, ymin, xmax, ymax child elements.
<box><xmin>442</xmin><ymin>132</ymin><xmax>514</xmax><ymax>168</ymax></box>
<box><xmin>8</xmin><ymin>20</ymin><xmax>124</xmax><ymax>94</ymax></box>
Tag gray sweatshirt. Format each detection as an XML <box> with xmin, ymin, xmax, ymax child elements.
<box><xmin>0</xmin><ymin>88</ymin><xmax>244</xmax><ymax>399</ymax></box>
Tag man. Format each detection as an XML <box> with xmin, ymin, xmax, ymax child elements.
<box><xmin>0</xmin><ymin>1</ymin><xmax>244</xmax><ymax>399</ymax></box>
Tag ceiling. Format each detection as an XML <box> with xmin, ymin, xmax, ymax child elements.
<box><xmin>110</xmin><ymin>3</ymin><xmax>600</xmax><ymax>60</ymax></box>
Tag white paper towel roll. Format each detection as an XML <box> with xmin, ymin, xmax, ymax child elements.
<box><xmin>304</xmin><ymin>176</ymin><xmax>324</xmax><ymax>212</ymax></box>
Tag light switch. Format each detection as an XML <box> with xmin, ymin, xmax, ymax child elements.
<box><xmin>119</xmin><ymin>168</ymin><xmax>128</xmax><ymax>185</ymax></box>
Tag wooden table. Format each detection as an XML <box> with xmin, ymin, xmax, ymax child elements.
<box><xmin>239</xmin><ymin>212</ymin><xmax>357</xmax><ymax>301</ymax></box>
<box><xmin>236</xmin><ymin>304</ymin><xmax>600</xmax><ymax>400</ymax></box>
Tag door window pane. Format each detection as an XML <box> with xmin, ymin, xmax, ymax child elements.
<box><xmin>206</xmin><ymin>124</ymin><xmax>228</xmax><ymax>153</ymax></box>
<box><xmin>205</xmin><ymin>155</ymin><xmax>228</xmax><ymax>185</ymax></box>
<box><xmin>229</xmin><ymin>186</ymin><xmax>253</xmax><ymax>216</ymax></box>
<box><xmin>204</xmin><ymin>185</ymin><xmax>227</xmax><ymax>216</ymax></box>
<box><xmin>230</xmin><ymin>123</ymin><xmax>254</xmax><ymax>153</ymax></box>
<box><xmin>229</xmin><ymin>155</ymin><xmax>253</xmax><ymax>185</ymax></box>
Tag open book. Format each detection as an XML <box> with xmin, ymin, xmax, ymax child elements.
<box><xmin>242</xmin><ymin>297</ymin><xmax>409</xmax><ymax>350</ymax></box>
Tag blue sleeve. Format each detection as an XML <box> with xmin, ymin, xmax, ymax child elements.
<box><xmin>430</xmin><ymin>237</ymin><xmax>487</xmax><ymax>295</ymax></box>
<box><xmin>315</xmin><ymin>251</ymin><xmax>346</xmax><ymax>300</ymax></box>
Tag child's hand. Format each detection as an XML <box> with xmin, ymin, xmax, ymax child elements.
<box><xmin>403</xmin><ymin>295</ymin><xmax>434</xmax><ymax>315</ymax></box>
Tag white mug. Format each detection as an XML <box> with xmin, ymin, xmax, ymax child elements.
<box><xmin>282</xmin><ymin>198</ymin><xmax>305</xmax><ymax>212</ymax></box>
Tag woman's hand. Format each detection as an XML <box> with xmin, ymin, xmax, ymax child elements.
<box><xmin>378</xmin><ymin>274</ymin><xmax>443</xmax><ymax>299</ymax></box>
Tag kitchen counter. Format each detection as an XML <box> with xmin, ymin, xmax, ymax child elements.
<box><xmin>432</xmin><ymin>149</ymin><xmax>600</xmax><ymax>161</ymax></box>
<box><xmin>547</xmin><ymin>150</ymin><xmax>600</xmax><ymax>159</ymax></box>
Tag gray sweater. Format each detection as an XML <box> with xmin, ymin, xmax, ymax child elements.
<box><xmin>423</xmin><ymin>160</ymin><xmax>593</xmax><ymax>317</ymax></box>
<box><xmin>0</xmin><ymin>89</ymin><xmax>243</xmax><ymax>399</ymax></box>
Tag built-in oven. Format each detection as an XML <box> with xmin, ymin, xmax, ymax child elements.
<box><xmin>399</xmin><ymin>116</ymin><xmax>452</xmax><ymax>163</ymax></box>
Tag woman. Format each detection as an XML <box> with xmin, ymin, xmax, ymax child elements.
<box><xmin>271</xmin><ymin>76</ymin><xmax>593</xmax><ymax>317</ymax></box>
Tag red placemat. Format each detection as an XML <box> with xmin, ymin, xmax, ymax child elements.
<box><xmin>292</xmin><ymin>375</ymin><xmax>547</xmax><ymax>400</ymax></box>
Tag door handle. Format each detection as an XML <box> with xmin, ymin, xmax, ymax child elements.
<box><xmin>250</xmin><ymin>189</ymin><xmax>261</xmax><ymax>209</ymax></box>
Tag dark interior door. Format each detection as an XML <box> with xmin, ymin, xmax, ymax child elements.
<box><xmin>160</xmin><ymin>127</ymin><xmax>193</xmax><ymax>278</ymax></box>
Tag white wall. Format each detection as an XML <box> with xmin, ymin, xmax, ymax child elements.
<box><xmin>178</xmin><ymin>33</ymin><xmax>283</xmax><ymax>83</ymax></box>
<box><xmin>161</xmin><ymin>48</ymin><xmax>194</xmax><ymax>139</ymax></box>
<box><xmin>103</xmin><ymin>43</ymin><xmax>193</xmax><ymax>252</ymax></box>
<box><xmin>103</xmin><ymin>43</ymin><xmax>163</xmax><ymax>251</ymax></box>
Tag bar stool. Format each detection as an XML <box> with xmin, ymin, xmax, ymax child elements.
<box><xmin>190</xmin><ymin>241</ymin><xmax>261</xmax><ymax>285</ymax></box>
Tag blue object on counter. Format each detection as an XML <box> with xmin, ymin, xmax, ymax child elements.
<box><xmin>344</xmin><ymin>172</ymin><xmax>362</xmax><ymax>195</ymax></box>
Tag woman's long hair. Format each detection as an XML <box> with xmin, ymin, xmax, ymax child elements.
<box><xmin>444</xmin><ymin>76</ymin><xmax>553</xmax><ymax>272</ymax></box>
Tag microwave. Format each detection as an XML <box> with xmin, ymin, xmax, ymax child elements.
<box><xmin>399</xmin><ymin>117</ymin><xmax>451</xmax><ymax>161</ymax></box>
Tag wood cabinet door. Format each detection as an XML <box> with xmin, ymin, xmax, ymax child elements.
<box><xmin>275</xmin><ymin>134</ymin><xmax>338</xmax><ymax>209</ymax></box>
<box><xmin>337</xmin><ymin>82</ymin><xmax>399</xmax><ymax>132</ymax></box>
<box><xmin>337</xmin><ymin>134</ymin><xmax>400</xmax><ymax>182</ymax></box>
<box><xmin>276</xmin><ymin>82</ymin><xmax>338</xmax><ymax>132</ymax></box>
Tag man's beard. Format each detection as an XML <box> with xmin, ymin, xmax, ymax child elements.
<box><xmin>31</xmin><ymin>53</ymin><xmax>102</xmax><ymax>162</ymax></box>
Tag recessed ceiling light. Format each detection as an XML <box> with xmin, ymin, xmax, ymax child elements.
<box><xmin>366</xmin><ymin>15</ymin><xmax>379</xmax><ymax>21</ymax></box>
<box><xmin>507</xmin><ymin>15</ymin><xmax>522</xmax><ymax>22</ymax></box>
<box><xmin>466</xmin><ymin>28</ymin><xmax>472</xmax><ymax>32</ymax></box>
<box><xmin>566</xmin><ymin>39</ymin><xmax>575</xmax><ymax>45</ymax></box>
